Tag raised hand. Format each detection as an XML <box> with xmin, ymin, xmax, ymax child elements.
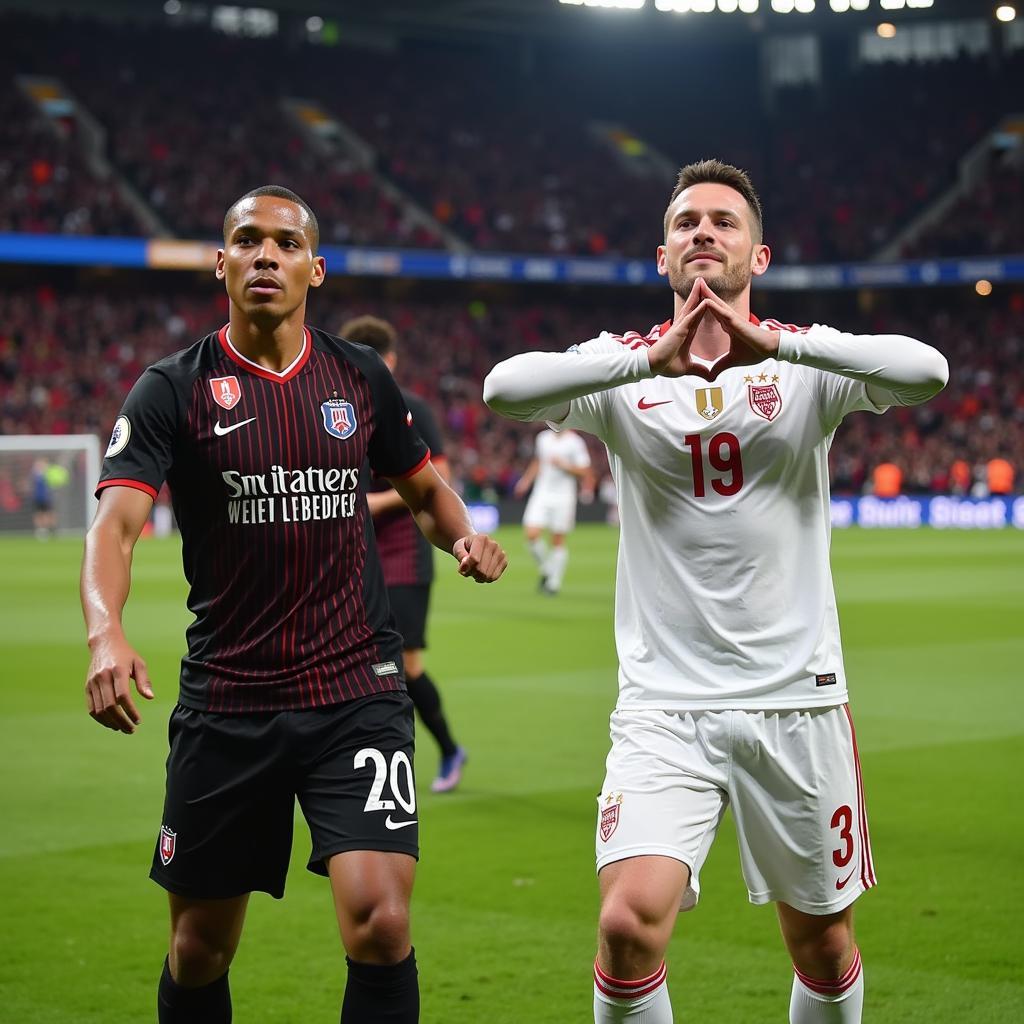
<box><xmin>646</xmin><ymin>279</ymin><xmax>710</xmax><ymax>378</ymax></box>
<box><xmin>85</xmin><ymin>634</ymin><xmax>154</xmax><ymax>734</ymax></box>
<box><xmin>453</xmin><ymin>534</ymin><xmax>508</xmax><ymax>583</ymax></box>
<box><xmin>696</xmin><ymin>280</ymin><xmax>780</xmax><ymax>373</ymax></box>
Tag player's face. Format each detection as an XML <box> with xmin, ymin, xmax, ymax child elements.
<box><xmin>657</xmin><ymin>182</ymin><xmax>769</xmax><ymax>301</ymax></box>
<box><xmin>216</xmin><ymin>197</ymin><xmax>325</xmax><ymax>322</ymax></box>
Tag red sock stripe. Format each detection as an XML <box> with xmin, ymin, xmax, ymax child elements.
<box><xmin>843</xmin><ymin>704</ymin><xmax>876</xmax><ymax>890</ymax></box>
<box><xmin>793</xmin><ymin>949</ymin><xmax>863</xmax><ymax>997</ymax></box>
<box><xmin>594</xmin><ymin>960</ymin><xmax>667</xmax><ymax>1001</ymax></box>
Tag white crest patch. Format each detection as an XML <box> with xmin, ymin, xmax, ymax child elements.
<box><xmin>106</xmin><ymin>416</ymin><xmax>131</xmax><ymax>458</ymax></box>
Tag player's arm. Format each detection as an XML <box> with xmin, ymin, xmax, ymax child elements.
<box><xmin>484</xmin><ymin>282</ymin><xmax>709</xmax><ymax>422</ymax></box>
<box><xmin>552</xmin><ymin>457</ymin><xmax>590</xmax><ymax>480</ymax></box>
<box><xmin>367</xmin><ymin>457</ymin><xmax>450</xmax><ymax>517</ymax></box>
<box><xmin>512</xmin><ymin>458</ymin><xmax>539</xmax><ymax>498</ymax></box>
<box><xmin>696</xmin><ymin>284</ymin><xmax>949</xmax><ymax>406</ymax></box>
<box><xmin>81</xmin><ymin>486</ymin><xmax>156</xmax><ymax>734</ymax></box>
<box><xmin>388</xmin><ymin>462</ymin><xmax>507</xmax><ymax>583</ymax></box>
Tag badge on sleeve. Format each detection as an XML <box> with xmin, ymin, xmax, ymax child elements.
<box><xmin>105</xmin><ymin>416</ymin><xmax>131</xmax><ymax>458</ymax></box>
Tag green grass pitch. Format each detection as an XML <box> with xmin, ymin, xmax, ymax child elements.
<box><xmin>1</xmin><ymin>526</ymin><xmax>1022</xmax><ymax>1022</ymax></box>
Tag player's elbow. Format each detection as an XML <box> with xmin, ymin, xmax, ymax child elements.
<box><xmin>908</xmin><ymin>346</ymin><xmax>950</xmax><ymax>404</ymax></box>
<box><xmin>925</xmin><ymin>348</ymin><xmax>950</xmax><ymax>395</ymax></box>
<box><xmin>483</xmin><ymin>361</ymin><xmax>533</xmax><ymax>421</ymax></box>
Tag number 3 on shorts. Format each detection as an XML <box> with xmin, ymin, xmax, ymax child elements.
<box><xmin>830</xmin><ymin>804</ymin><xmax>854</xmax><ymax>867</ymax></box>
<box><xmin>354</xmin><ymin>747</ymin><xmax>417</xmax><ymax>815</ymax></box>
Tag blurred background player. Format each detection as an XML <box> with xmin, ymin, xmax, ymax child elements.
<box><xmin>339</xmin><ymin>315</ymin><xmax>468</xmax><ymax>794</ymax></box>
<box><xmin>514</xmin><ymin>426</ymin><xmax>592</xmax><ymax>595</ymax></box>
<box><xmin>31</xmin><ymin>458</ymin><xmax>56</xmax><ymax>539</ymax></box>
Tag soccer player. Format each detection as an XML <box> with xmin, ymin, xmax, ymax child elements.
<box><xmin>337</xmin><ymin>315</ymin><xmax>467</xmax><ymax>793</ymax></box>
<box><xmin>514</xmin><ymin>426</ymin><xmax>592</xmax><ymax>595</ymax></box>
<box><xmin>483</xmin><ymin>159</ymin><xmax>948</xmax><ymax>1024</ymax></box>
<box><xmin>81</xmin><ymin>185</ymin><xmax>507</xmax><ymax>1024</ymax></box>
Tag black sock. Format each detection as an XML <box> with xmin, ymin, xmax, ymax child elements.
<box><xmin>341</xmin><ymin>948</ymin><xmax>419</xmax><ymax>1023</ymax></box>
<box><xmin>406</xmin><ymin>672</ymin><xmax>457</xmax><ymax>758</ymax></box>
<box><xmin>158</xmin><ymin>957</ymin><xmax>231</xmax><ymax>1023</ymax></box>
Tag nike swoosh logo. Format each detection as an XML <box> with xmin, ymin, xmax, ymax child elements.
<box><xmin>835</xmin><ymin>867</ymin><xmax>857</xmax><ymax>891</ymax></box>
<box><xmin>384</xmin><ymin>816</ymin><xmax>417</xmax><ymax>830</ymax></box>
<box><xmin>213</xmin><ymin>417</ymin><xmax>257</xmax><ymax>436</ymax></box>
<box><xmin>637</xmin><ymin>398</ymin><xmax>673</xmax><ymax>411</ymax></box>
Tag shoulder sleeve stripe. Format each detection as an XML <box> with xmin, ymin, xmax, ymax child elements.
<box><xmin>96</xmin><ymin>478</ymin><xmax>159</xmax><ymax>501</ymax></box>
<box><xmin>760</xmin><ymin>318</ymin><xmax>811</xmax><ymax>334</ymax></box>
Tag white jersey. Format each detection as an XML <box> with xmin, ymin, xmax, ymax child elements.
<box><xmin>531</xmin><ymin>428</ymin><xmax>590</xmax><ymax>503</ymax></box>
<box><xmin>555</xmin><ymin>318</ymin><xmax>888</xmax><ymax>712</ymax></box>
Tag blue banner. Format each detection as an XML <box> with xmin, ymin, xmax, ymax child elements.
<box><xmin>1</xmin><ymin>233</ymin><xmax>1022</xmax><ymax>291</ymax></box>
<box><xmin>830</xmin><ymin>496</ymin><xmax>1023</xmax><ymax>529</ymax></box>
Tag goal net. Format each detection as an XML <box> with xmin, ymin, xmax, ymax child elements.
<box><xmin>0</xmin><ymin>434</ymin><xmax>101</xmax><ymax>535</ymax></box>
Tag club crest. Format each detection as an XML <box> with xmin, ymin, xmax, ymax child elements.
<box><xmin>748</xmin><ymin>383</ymin><xmax>782</xmax><ymax>422</ymax></box>
<box><xmin>159</xmin><ymin>825</ymin><xmax>177</xmax><ymax>866</ymax></box>
<box><xmin>321</xmin><ymin>395</ymin><xmax>357</xmax><ymax>440</ymax></box>
<box><xmin>210</xmin><ymin>376</ymin><xmax>242</xmax><ymax>410</ymax></box>
<box><xmin>695</xmin><ymin>387</ymin><xmax>724</xmax><ymax>420</ymax></box>
<box><xmin>600</xmin><ymin>793</ymin><xmax>623</xmax><ymax>842</ymax></box>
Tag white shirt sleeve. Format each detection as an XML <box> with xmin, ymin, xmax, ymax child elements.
<box><xmin>482</xmin><ymin>334</ymin><xmax>654</xmax><ymax>431</ymax></box>
<box><xmin>777</xmin><ymin>324</ymin><xmax>949</xmax><ymax>429</ymax></box>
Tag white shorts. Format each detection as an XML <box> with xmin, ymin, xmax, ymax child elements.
<box><xmin>595</xmin><ymin>705</ymin><xmax>876</xmax><ymax>916</ymax></box>
<box><xmin>523</xmin><ymin>493</ymin><xmax>576</xmax><ymax>534</ymax></box>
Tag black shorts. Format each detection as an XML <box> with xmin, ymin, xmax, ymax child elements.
<box><xmin>388</xmin><ymin>584</ymin><xmax>431</xmax><ymax>651</ymax></box>
<box><xmin>150</xmin><ymin>692</ymin><xmax>418</xmax><ymax>900</ymax></box>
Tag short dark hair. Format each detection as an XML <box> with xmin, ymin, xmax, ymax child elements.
<box><xmin>223</xmin><ymin>185</ymin><xmax>320</xmax><ymax>252</ymax></box>
<box><xmin>339</xmin><ymin>315</ymin><xmax>397</xmax><ymax>355</ymax></box>
<box><xmin>664</xmin><ymin>159</ymin><xmax>763</xmax><ymax>242</ymax></box>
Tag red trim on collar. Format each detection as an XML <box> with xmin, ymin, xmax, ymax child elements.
<box><xmin>217</xmin><ymin>324</ymin><xmax>312</xmax><ymax>383</ymax></box>
<box><xmin>749</xmin><ymin>313</ymin><xmax>760</xmax><ymax>325</ymax></box>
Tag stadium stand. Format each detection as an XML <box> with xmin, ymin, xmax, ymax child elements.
<box><xmin>1</xmin><ymin>282</ymin><xmax>1020</xmax><ymax>498</ymax></box>
<box><xmin>0</xmin><ymin>13</ymin><xmax>1021</xmax><ymax>260</ymax></box>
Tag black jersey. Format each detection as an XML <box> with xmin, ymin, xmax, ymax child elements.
<box><xmin>370</xmin><ymin>390</ymin><xmax>445</xmax><ymax>587</ymax></box>
<box><xmin>97</xmin><ymin>325</ymin><xmax>430</xmax><ymax>713</ymax></box>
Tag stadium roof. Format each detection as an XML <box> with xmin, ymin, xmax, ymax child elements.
<box><xmin>0</xmin><ymin>0</ymin><xmax>1008</xmax><ymax>41</ymax></box>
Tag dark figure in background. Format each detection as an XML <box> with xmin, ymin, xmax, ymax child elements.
<box><xmin>339</xmin><ymin>315</ymin><xmax>468</xmax><ymax>793</ymax></box>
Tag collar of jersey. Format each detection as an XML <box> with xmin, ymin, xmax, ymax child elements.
<box><xmin>218</xmin><ymin>324</ymin><xmax>312</xmax><ymax>383</ymax></box>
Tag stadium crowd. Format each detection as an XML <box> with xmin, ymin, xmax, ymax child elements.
<box><xmin>0</xmin><ymin>13</ymin><xmax>1022</xmax><ymax>260</ymax></box>
<box><xmin>0</xmin><ymin>79</ymin><xmax>144</xmax><ymax>236</ymax></box>
<box><xmin>1</xmin><ymin>283</ymin><xmax>1020</xmax><ymax>499</ymax></box>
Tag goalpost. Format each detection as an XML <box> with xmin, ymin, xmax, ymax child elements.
<box><xmin>0</xmin><ymin>434</ymin><xmax>101</xmax><ymax>535</ymax></box>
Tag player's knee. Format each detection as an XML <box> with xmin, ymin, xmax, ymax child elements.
<box><xmin>170</xmin><ymin>928</ymin><xmax>235</xmax><ymax>986</ymax></box>
<box><xmin>791</xmin><ymin>921</ymin><xmax>854</xmax><ymax>979</ymax></box>
<box><xmin>598</xmin><ymin>898</ymin><xmax>663</xmax><ymax>958</ymax></box>
<box><xmin>347</xmin><ymin>899</ymin><xmax>411</xmax><ymax>962</ymax></box>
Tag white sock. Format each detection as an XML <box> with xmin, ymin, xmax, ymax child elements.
<box><xmin>528</xmin><ymin>538</ymin><xmax>548</xmax><ymax>569</ymax></box>
<box><xmin>544</xmin><ymin>546</ymin><xmax>569</xmax><ymax>590</ymax></box>
<box><xmin>790</xmin><ymin>949</ymin><xmax>864</xmax><ymax>1023</ymax></box>
<box><xmin>594</xmin><ymin>960</ymin><xmax>673</xmax><ymax>1023</ymax></box>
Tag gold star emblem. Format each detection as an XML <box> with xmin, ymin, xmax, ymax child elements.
<box><xmin>744</xmin><ymin>375</ymin><xmax>754</xmax><ymax>384</ymax></box>
<box><xmin>757</xmin><ymin>372</ymin><xmax>768</xmax><ymax>382</ymax></box>
<box><xmin>772</xmin><ymin>374</ymin><xmax>780</xmax><ymax>383</ymax></box>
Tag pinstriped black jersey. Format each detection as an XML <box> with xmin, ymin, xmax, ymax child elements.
<box><xmin>97</xmin><ymin>324</ymin><xmax>430</xmax><ymax>712</ymax></box>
